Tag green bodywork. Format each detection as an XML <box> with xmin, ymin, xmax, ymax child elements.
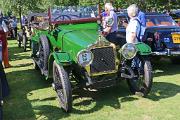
<box><xmin>135</xmin><ymin>42</ymin><xmax>152</xmax><ymax>55</ymax></box>
<box><xmin>56</xmin><ymin>23</ymin><xmax>99</xmax><ymax>62</ymax></box>
<box><xmin>32</xmin><ymin>23</ymin><xmax>99</xmax><ymax>63</ymax></box>
<box><xmin>31</xmin><ymin>22</ymin><xmax>152</xmax><ymax>79</ymax></box>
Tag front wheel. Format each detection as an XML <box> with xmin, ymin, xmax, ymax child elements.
<box><xmin>53</xmin><ymin>61</ymin><xmax>72</xmax><ymax>112</ymax></box>
<box><xmin>127</xmin><ymin>58</ymin><xmax>153</xmax><ymax>97</ymax></box>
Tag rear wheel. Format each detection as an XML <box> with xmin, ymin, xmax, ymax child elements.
<box><xmin>53</xmin><ymin>61</ymin><xmax>72</xmax><ymax>112</ymax></box>
<box><xmin>127</xmin><ymin>57</ymin><xmax>153</xmax><ymax>97</ymax></box>
<box><xmin>38</xmin><ymin>36</ymin><xmax>50</xmax><ymax>70</ymax></box>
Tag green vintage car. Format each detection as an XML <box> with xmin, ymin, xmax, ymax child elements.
<box><xmin>31</xmin><ymin>5</ymin><xmax>153</xmax><ymax>112</ymax></box>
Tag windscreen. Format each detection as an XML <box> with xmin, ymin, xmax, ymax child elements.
<box><xmin>117</xmin><ymin>16</ymin><xmax>129</xmax><ymax>28</ymax></box>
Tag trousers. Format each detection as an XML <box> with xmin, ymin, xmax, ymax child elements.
<box><xmin>105</xmin><ymin>31</ymin><xmax>126</xmax><ymax>47</ymax></box>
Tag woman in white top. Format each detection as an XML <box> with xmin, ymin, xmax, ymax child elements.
<box><xmin>126</xmin><ymin>4</ymin><xmax>145</xmax><ymax>43</ymax></box>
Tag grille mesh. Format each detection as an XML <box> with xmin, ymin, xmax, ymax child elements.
<box><xmin>90</xmin><ymin>47</ymin><xmax>116</xmax><ymax>74</ymax></box>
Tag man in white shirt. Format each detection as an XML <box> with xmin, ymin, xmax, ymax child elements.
<box><xmin>126</xmin><ymin>4</ymin><xmax>145</xmax><ymax>43</ymax></box>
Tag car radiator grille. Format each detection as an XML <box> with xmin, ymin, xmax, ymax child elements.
<box><xmin>90</xmin><ymin>47</ymin><xmax>116</xmax><ymax>74</ymax></box>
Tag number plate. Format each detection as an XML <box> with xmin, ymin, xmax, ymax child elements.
<box><xmin>172</xmin><ymin>34</ymin><xmax>180</xmax><ymax>43</ymax></box>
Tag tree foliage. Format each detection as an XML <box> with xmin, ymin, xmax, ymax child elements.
<box><xmin>0</xmin><ymin>0</ymin><xmax>179</xmax><ymax>15</ymax></box>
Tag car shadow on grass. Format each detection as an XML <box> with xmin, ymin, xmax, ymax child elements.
<box><xmin>147</xmin><ymin>59</ymin><xmax>180</xmax><ymax>101</ymax></box>
<box><xmin>30</xmin><ymin>81</ymin><xmax>132</xmax><ymax>119</ymax></box>
<box><xmin>40</xmin><ymin>83</ymin><xmax>134</xmax><ymax>114</ymax></box>
<box><xmin>71</xmin><ymin>85</ymin><xmax>124</xmax><ymax>114</ymax></box>
<box><xmin>21</xmin><ymin>78</ymin><xmax>180</xmax><ymax>120</ymax></box>
<box><xmin>147</xmin><ymin>82</ymin><xmax>180</xmax><ymax>101</ymax></box>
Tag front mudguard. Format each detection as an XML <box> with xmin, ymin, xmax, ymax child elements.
<box><xmin>47</xmin><ymin>52</ymin><xmax>72</xmax><ymax>79</ymax></box>
<box><xmin>119</xmin><ymin>42</ymin><xmax>152</xmax><ymax>79</ymax></box>
<box><xmin>135</xmin><ymin>42</ymin><xmax>152</xmax><ymax>55</ymax></box>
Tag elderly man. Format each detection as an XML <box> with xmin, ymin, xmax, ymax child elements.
<box><xmin>102</xmin><ymin>3</ymin><xmax>119</xmax><ymax>44</ymax></box>
<box><xmin>0</xmin><ymin>12</ymin><xmax>11</xmax><ymax>68</ymax></box>
<box><xmin>126</xmin><ymin>4</ymin><xmax>145</xmax><ymax>43</ymax></box>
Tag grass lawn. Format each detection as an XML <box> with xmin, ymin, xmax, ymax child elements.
<box><xmin>3</xmin><ymin>39</ymin><xmax>180</xmax><ymax>120</ymax></box>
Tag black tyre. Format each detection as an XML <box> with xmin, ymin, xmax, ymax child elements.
<box><xmin>22</xmin><ymin>34</ymin><xmax>27</xmax><ymax>52</ymax></box>
<box><xmin>127</xmin><ymin>58</ymin><xmax>153</xmax><ymax>97</ymax></box>
<box><xmin>53</xmin><ymin>61</ymin><xmax>72</xmax><ymax>112</ymax></box>
<box><xmin>38</xmin><ymin>35</ymin><xmax>50</xmax><ymax>70</ymax></box>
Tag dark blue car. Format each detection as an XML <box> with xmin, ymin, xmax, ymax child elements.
<box><xmin>117</xmin><ymin>12</ymin><xmax>180</xmax><ymax>63</ymax></box>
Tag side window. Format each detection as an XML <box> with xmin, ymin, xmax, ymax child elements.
<box><xmin>146</xmin><ymin>17</ymin><xmax>155</xmax><ymax>27</ymax></box>
<box><xmin>118</xmin><ymin>16</ymin><xmax>128</xmax><ymax>28</ymax></box>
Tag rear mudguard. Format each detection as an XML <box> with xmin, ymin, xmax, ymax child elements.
<box><xmin>47</xmin><ymin>52</ymin><xmax>72</xmax><ymax>79</ymax></box>
<box><xmin>135</xmin><ymin>42</ymin><xmax>152</xmax><ymax>55</ymax></box>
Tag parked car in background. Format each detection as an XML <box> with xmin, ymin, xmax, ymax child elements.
<box><xmin>31</xmin><ymin>5</ymin><xmax>153</xmax><ymax>112</ymax></box>
<box><xmin>117</xmin><ymin>12</ymin><xmax>180</xmax><ymax>63</ymax></box>
<box><xmin>144</xmin><ymin>13</ymin><xmax>180</xmax><ymax>63</ymax></box>
<box><xmin>17</xmin><ymin>13</ymin><xmax>48</xmax><ymax>52</ymax></box>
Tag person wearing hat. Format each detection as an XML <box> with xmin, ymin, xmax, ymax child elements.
<box><xmin>0</xmin><ymin>12</ymin><xmax>11</xmax><ymax>68</ymax></box>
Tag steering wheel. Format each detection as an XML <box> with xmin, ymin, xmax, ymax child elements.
<box><xmin>54</xmin><ymin>15</ymin><xmax>71</xmax><ymax>21</ymax></box>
